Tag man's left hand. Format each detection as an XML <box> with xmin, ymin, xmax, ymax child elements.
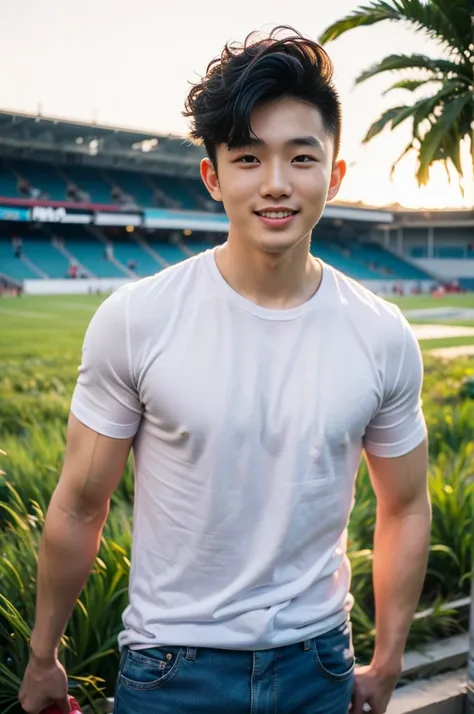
<box><xmin>350</xmin><ymin>663</ymin><xmax>401</xmax><ymax>714</ymax></box>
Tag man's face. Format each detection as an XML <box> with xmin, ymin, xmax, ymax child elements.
<box><xmin>201</xmin><ymin>96</ymin><xmax>346</xmax><ymax>255</ymax></box>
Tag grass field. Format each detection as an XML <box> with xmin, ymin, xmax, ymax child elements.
<box><xmin>389</xmin><ymin>293</ymin><xmax>474</xmax><ymax>311</ymax></box>
<box><xmin>2</xmin><ymin>291</ymin><xmax>474</xmax><ymax>362</ymax></box>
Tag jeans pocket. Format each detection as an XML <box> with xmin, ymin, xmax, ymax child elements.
<box><xmin>119</xmin><ymin>645</ymin><xmax>184</xmax><ymax>691</ymax></box>
<box><xmin>312</xmin><ymin>621</ymin><xmax>355</xmax><ymax>682</ymax></box>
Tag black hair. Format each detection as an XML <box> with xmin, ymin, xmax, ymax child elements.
<box><xmin>183</xmin><ymin>25</ymin><xmax>342</xmax><ymax>169</ymax></box>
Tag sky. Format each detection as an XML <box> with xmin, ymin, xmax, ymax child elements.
<box><xmin>1</xmin><ymin>0</ymin><xmax>472</xmax><ymax>210</ymax></box>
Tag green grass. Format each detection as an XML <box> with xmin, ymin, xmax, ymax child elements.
<box><xmin>388</xmin><ymin>293</ymin><xmax>474</xmax><ymax>310</ymax></box>
<box><xmin>419</xmin><ymin>336</ymin><xmax>474</xmax><ymax>350</ymax></box>
<box><xmin>0</xmin><ymin>295</ymin><xmax>104</xmax><ymax>360</ymax></box>
<box><xmin>385</xmin><ymin>294</ymin><xmax>474</xmax><ymax>351</ymax></box>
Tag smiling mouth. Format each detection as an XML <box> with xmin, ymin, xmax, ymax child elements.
<box><xmin>254</xmin><ymin>210</ymin><xmax>299</xmax><ymax>219</ymax></box>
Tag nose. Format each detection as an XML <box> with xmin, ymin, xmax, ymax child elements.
<box><xmin>259</xmin><ymin>159</ymin><xmax>292</xmax><ymax>200</ymax></box>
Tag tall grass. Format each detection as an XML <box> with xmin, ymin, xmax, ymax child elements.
<box><xmin>0</xmin><ymin>484</ymin><xmax>132</xmax><ymax>713</ymax></box>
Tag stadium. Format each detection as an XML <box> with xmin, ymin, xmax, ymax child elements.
<box><xmin>1</xmin><ymin>108</ymin><xmax>473</xmax><ymax>299</ymax></box>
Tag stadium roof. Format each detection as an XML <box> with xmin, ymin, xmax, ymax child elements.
<box><xmin>0</xmin><ymin>108</ymin><xmax>205</xmax><ymax>177</ymax></box>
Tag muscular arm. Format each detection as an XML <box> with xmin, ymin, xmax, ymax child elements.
<box><xmin>29</xmin><ymin>414</ymin><xmax>134</xmax><ymax>663</ymax></box>
<box><xmin>365</xmin><ymin>439</ymin><xmax>431</xmax><ymax>676</ymax></box>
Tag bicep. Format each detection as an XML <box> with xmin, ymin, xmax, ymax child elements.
<box><xmin>54</xmin><ymin>414</ymin><xmax>134</xmax><ymax>517</ymax></box>
<box><xmin>363</xmin><ymin>310</ymin><xmax>426</xmax><ymax>459</ymax></box>
<box><xmin>364</xmin><ymin>439</ymin><xmax>429</xmax><ymax>514</ymax></box>
<box><xmin>70</xmin><ymin>287</ymin><xmax>143</xmax><ymax>440</ymax></box>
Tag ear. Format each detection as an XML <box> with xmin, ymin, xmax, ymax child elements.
<box><xmin>200</xmin><ymin>158</ymin><xmax>222</xmax><ymax>202</ymax></box>
<box><xmin>326</xmin><ymin>160</ymin><xmax>347</xmax><ymax>202</ymax></box>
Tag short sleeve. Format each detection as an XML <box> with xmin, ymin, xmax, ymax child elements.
<box><xmin>70</xmin><ymin>287</ymin><xmax>142</xmax><ymax>439</ymax></box>
<box><xmin>363</xmin><ymin>311</ymin><xmax>427</xmax><ymax>458</ymax></box>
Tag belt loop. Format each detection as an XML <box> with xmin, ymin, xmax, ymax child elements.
<box><xmin>302</xmin><ymin>639</ymin><xmax>312</xmax><ymax>652</ymax></box>
<box><xmin>185</xmin><ymin>647</ymin><xmax>197</xmax><ymax>660</ymax></box>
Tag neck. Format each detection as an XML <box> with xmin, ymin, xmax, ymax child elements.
<box><xmin>214</xmin><ymin>231</ymin><xmax>322</xmax><ymax>310</ymax></box>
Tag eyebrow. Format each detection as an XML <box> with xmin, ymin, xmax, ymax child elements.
<box><xmin>237</xmin><ymin>135</ymin><xmax>324</xmax><ymax>152</ymax></box>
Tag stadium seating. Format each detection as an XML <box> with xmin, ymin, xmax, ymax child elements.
<box><xmin>147</xmin><ymin>176</ymin><xmax>193</xmax><ymax>209</ymax></box>
<box><xmin>110</xmin><ymin>240</ymin><xmax>161</xmax><ymax>276</ymax></box>
<box><xmin>410</xmin><ymin>246</ymin><xmax>474</xmax><ymax>259</ymax></box>
<box><xmin>14</xmin><ymin>160</ymin><xmax>68</xmax><ymax>202</ymax></box>
<box><xmin>64</xmin><ymin>239</ymin><xmax>124</xmax><ymax>277</ymax></box>
<box><xmin>21</xmin><ymin>239</ymin><xmax>70</xmax><ymax>278</ymax></box>
<box><xmin>409</xmin><ymin>246</ymin><xmax>427</xmax><ymax>258</ymax></box>
<box><xmin>0</xmin><ymin>165</ymin><xmax>20</xmax><ymax>197</ymax></box>
<box><xmin>309</xmin><ymin>236</ymin><xmax>432</xmax><ymax>281</ymax></box>
<box><xmin>310</xmin><ymin>237</ymin><xmax>381</xmax><ymax>280</ymax></box>
<box><xmin>105</xmin><ymin>170</ymin><xmax>156</xmax><ymax>207</ymax></box>
<box><xmin>150</xmin><ymin>243</ymin><xmax>187</xmax><ymax>265</ymax></box>
<box><xmin>62</xmin><ymin>167</ymin><xmax>114</xmax><ymax>204</ymax></box>
<box><xmin>349</xmin><ymin>241</ymin><xmax>429</xmax><ymax>280</ymax></box>
<box><xmin>0</xmin><ymin>160</ymin><xmax>222</xmax><ymax>211</ymax></box>
<box><xmin>0</xmin><ymin>242</ymin><xmax>40</xmax><ymax>280</ymax></box>
<box><xmin>434</xmin><ymin>246</ymin><xmax>466</xmax><ymax>258</ymax></box>
<box><xmin>1</xmin><ymin>231</ymin><xmax>434</xmax><ymax>284</ymax></box>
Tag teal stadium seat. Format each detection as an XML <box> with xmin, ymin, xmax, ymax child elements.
<box><xmin>14</xmin><ymin>161</ymin><xmax>68</xmax><ymax>202</ymax></box>
<box><xmin>148</xmin><ymin>176</ymin><xmax>195</xmax><ymax>210</ymax></box>
<box><xmin>410</xmin><ymin>247</ymin><xmax>427</xmax><ymax>258</ymax></box>
<box><xmin>0</xmin><ymin>167</ymin><xmax>20</xmax><ymax>197</ymax></box>
<box><xmin>350</xmin><ymin>241</ymin><xmax>430</xmax><ymax>280</ymax></box>
<box><xmin>63</xmin><ymin>167</ymin><xmax>114</xmax><ymax>204</ymax></box>
<box><xmin>436</xmin><ymin>246</ymin><xmax>465</xmax><ymax>258</ymax></box>
<box><xmin>310</xmin><ymin>240</ymin><xmax>380</xmax><ymax>280</ymax></box>
<box><xmin>111</xmin><ymin>240</ymin><xmax>162</xmax><ymax>276</ymax></box>
<box><xmin>151</xmin><ymin>243</ymin><xmax>187</xmax><ymax>266</ymax></box>
<box><xmin>65</xmin><ymin>239</ymin><xmax>124</xmax><ymax>277</ymax></box>
<box><xmin>105</xmin><ymin>171</ymin><xmax>156</xmax><ymax>207</ymax></box>
<box><xmin>0</xmin><ymin>242</ymin><xmax>39</xmax><ymax>280</ymax></box>
<box><xmin>22</xmin><ymin>239</ymin><xmax>70</xmax><ymax>278</ymax></box>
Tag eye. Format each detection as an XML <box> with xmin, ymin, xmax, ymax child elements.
<box><xmin>293</xmin><ymin>155</ymin><xmax>317</xmax><ymax>163</ymax></box>
<box><xmin>235</xmin><ymin>155</ymin><xmax>260</xmax><ymax>164</ymax></box>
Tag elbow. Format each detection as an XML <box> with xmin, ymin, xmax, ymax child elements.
<box><xmin>379</xmin><ymin>489</ymin><xmax>431</xmax><ymax>522</ymax></box>
<box><xmin>49</xmin><ymin>483</ymin><xmax>110</xmax><ymax>526</ymax></box>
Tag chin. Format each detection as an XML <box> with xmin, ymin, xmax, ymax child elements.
<box><xmin>256</xmin><ymin>235</ymin><xmax>307</xmax><ymax>255</ymax></box>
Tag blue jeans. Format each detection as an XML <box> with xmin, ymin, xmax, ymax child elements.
<box><xmin>114</xmin><ymin>620</ymin><xmax>355</xmax><ymax>713</ymax></box>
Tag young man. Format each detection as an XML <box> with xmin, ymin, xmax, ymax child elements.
<box><xmin>20</xmin><ymin>26</ymin><xmax>431</xmax><ymax>714</ymax></box>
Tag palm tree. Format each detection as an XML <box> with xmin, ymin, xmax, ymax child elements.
<box><xmin>319</xmin><ymin>0</ymin><xmax>473</xmax><ymax>189</ymax></box>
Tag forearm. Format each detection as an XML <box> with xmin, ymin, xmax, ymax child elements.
<box><xmin>30</xmin><ymin>488</ymin><xmax>108</xmax><ymax>662</ymax></box>
<box><xmin>371</xmin><ymin>500</ymin><xmax>431</xmax><ymax>674</ymax></box>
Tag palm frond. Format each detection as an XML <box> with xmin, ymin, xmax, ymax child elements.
<box><xmin>416</xmin><ymin>92</ymin><xmax>473</xmax><ymax>184</ymax></box>
<box><xmin>356</xmin><ymin>54</ymin><xmax>469</xmax><ymax>85</ymax></box>
<box><xmin>319</xmin><ymin>0</ymin><xmax>471</xmax><ymax>55</ymax></box>
<box><xmin>364</xmin><ymin>80</ymin><xmax>471</xmax><ymax>143</ymax></box>
<box><xmin>363</xmin><ymin>86</ymin><xmax>450</xmax><ymax>143</ymax></box>
<box><xmin>425</xmin><ymin>0</ymin><xmax>472</xmax><ymax>52</ymax></box>
<box><xmin>319</xmin><ymin>2</ymin><xmax>403</xmax><ymax>44</ymax></box>
<box><xmin>382</xmin><ymin>78</ymin><xmax>434</xmax><ymax>94</ymax></box>
<box><xmin>389</xmin><ymin>139</ymin><xmax>418</xmax><ymax>178</ymax></box>
<box><xmin>362</xmin><ymin>106</ymin><xmax>406</xmax><ymax>141</ymax></box>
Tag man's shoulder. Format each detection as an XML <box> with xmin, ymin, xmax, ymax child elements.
<box><xmin>110</xmin><ymin>249</ymin><xmax>209</xmax><ymax>314</ymax></box>
<box><xmin>328</xmin><ymin>264</ymin><xmax>403</xmax><ymax>322</ymax></box>
<box><xmin>129</xmin><ymin>250</ymin><xmax>208</xmax><ymax>297</ymax></box>
<box><xmin>90</xmin><ymin>250</ymin><xmax>210</xmax><ymax>334</ymax></box>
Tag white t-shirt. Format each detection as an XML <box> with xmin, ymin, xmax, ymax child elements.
<box><xmin>71</xmin><ymin>248</ymin><xmax>426</xmax><ymax>651</ymax></box>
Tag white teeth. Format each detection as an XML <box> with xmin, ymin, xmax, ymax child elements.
<box><xmin>259</xmin><ymin>211</ymin><xmax>294</xmax><ymax>219</ymax></box>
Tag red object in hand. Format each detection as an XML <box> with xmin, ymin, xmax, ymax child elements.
<box><xmin>43</xmin><ymin>696</ymin><xmax>82</xmax><ymax>714</ymax></box>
